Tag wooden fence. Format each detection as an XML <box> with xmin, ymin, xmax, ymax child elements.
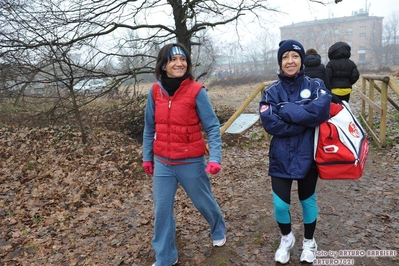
<box><xmin>360</xmin><ymin>75</ymin><xmax>399</xmax><ymax>148</ymax></box>
<box><xmin>220</xmin><ymin>81</ymin><xmax>271</xmax><ymax>138</ymax></box>
<box><xmin>220</xmin><ymin>76</ymin><xmax>399</xmax><ymax>149</ymax></box>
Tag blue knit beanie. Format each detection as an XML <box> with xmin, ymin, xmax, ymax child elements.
<box><xmin>277</xmin><ymin>39</ymin><xmax>305</xmax><ymax>69</ymax></box>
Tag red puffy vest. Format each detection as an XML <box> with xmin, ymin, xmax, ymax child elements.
<box><xmin>152</xmin><ymin>79</ymin><xmax>206</xmax><ymax>159</ymax></box>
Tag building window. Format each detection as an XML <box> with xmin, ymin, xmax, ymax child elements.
<box><xmin>359</xmin><ymin>54</ymin><xmax>366</xmax><ymax>61</ymax></box>
<box><xmin>359</xmin><ymin>46</ymin><xmax>366</xmax><ymax>50</ymax></box>
<box><xmin>321</xmin><ymin>31</ymin><xmax>327</xmax><ymax>38</ymax></box>
<box><xmin>321</xmin><ymin>44</ymin><xmax>326</xmax><ymax>51</ymax></box>
<box><xmin>360</xmin><ymin>32</ymin><xmax>366</xmax><ymax>37</ymax></box>
<box><xmin>334</xmin><ymin>29</ymin><xmax>340</xmax><ymax>35</ymax></box>
<box><xmin>360</xmin><ymin>25</ymin><xmax>366</xmax><ymax>29</ymax></box>
<box><xmin>346</xmin><ymin>28</ymin><xmax>353</xmax><ymax>35</ymax></box>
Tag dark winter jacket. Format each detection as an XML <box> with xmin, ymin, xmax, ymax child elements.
<box><xmin>304</xmin><ymin>53</ymin><xmax>331</xmax><ymax>90</ymax></box>
<box><xmin>259</xmin><ymin>70</ymin><xmax>331</xmax><ymax>179</ymax></box>
<box><xmin>326</xmin><ymin>42</ymin><xmax>360</xmax><ymax>89</ymax></box>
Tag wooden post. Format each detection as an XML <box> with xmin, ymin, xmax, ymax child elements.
<box><xmin>380</xmin><ymin>80</ymin><xmax>388</xmax><ymax>147</ymax></box>
<box><xmin>361</xmin><ymin>77</ymin><xmax>366</xmax><ymax>119</ymax></box>
<box><xmin>220</xmin><ymin>82</ymin><xmax>268</xmax><ymax>135</ymax></box>
<box><xmin>358</xmin><ymin>75</ymin><xmax>398</xmax><ymax>149</ymax></box>
<box><xmin>368</xmin><ymin>79</ymin><xmax>374</xmax><ymax>128</ymax></box>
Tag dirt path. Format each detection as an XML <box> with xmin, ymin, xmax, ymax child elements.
<box><xmin>1</xmin><ymin>81</ymin><xmax>398</xmax><ymax>266</ymax></box>
<box><xmin>191</xmin><ymin>81</ymin><xmax>399</xmax><ymax>266</ymax></box>
<box><xmin>167</xmin><ymin>127</ymin><xmax>398</xmax><ymax>266</ymax></box>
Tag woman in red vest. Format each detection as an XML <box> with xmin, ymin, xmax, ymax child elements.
<box><xmin>142</xmin><ymin>43</ymin><xmax>226</xmax><ymax>266</ymax></box>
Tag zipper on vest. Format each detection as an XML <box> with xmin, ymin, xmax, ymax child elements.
<box><xmin>168</xmin><ymin>100</ymin><xmax>172</xmax><ymax>108</ymax></box>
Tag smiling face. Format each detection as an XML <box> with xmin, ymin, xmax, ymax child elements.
<box><xmin>281</xmin><ymin>51</ymin><xmax>301</xmax><ymax>77</ymax></box>
<box><xmin>165</xmin><ymin>54</ymin><xmax>187</xmax><ymax>78</ymax></box>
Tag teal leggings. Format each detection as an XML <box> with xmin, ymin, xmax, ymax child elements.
<box><xmin>271</xmin><ymin>167</ymin><xmax>319</xmax><ymax>239</ymax></box>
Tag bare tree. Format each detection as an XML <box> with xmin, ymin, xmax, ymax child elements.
<box><xmin>244</xmin><ymin>30</ymin><xmax>278</xmax><ymax>76</ymax></box>
<box><xmin>382</xmin><ymin>12</ymin><xmax>399</xmax><ymax>65</ymax></box>
<box><xmin>1</xmin><ymin>1</ymin><xmax>278</xmax><ymax>86</ymax></box>
<box><xmin>0</xmin><ymin>0</ymin><xmax>333</xmax><ymax>141</ymax></box>
<box><xmin>1</xmin><ymin>0</ymin><xmax>280</xmax><ymax>74</ymax></box>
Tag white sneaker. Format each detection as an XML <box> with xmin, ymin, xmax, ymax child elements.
<box><xmin>300</xmin><ymin>238</ymin><xmax>317</xmax><ymax>263</ymax></box>
<box><xmin>213</xmin><ymin>235</ymin><xmax>226</xmax><ymax>247</ymax></box>
<box><xmin>274</xmin><ymin>232</ymin><xmax>295</xmax><ymax>264</ymax></box>
<box><xmin>152</xmin><ymin>258</ymin><xmax>178</xmax><ymax>266</ymax></box>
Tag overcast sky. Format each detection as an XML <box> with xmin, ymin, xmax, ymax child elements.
<box><xmin>211</xmin><ymin>0</ymin><xmax>398</xmax><ymax>45</ymax></box>
<box><xmin>274</xmin><ymin>0</ymin><xmax>398</xmax><ymax>25</ymax></box>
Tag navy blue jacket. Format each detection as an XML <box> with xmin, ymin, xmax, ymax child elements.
<box><xmin>259</xmin><ymin>70</ymin><xmax>331</xmax><ymax>179</ymax></box>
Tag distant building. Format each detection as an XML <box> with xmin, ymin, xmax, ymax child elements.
<box><xmin>280</xmin><ymin>8</ymin><xmax>383</xmax><ymax>67</ymax></box>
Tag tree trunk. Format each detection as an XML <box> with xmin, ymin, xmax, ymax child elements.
<box><xmin>169</xmin><ymin>0</ymin><xmax>191</xmax><ymax>53</ymax></box>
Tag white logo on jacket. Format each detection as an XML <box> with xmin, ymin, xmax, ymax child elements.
<box><xmin>300</xmin><ymin>89</ymin><xmax>311</xmax><ymax>99</ymax></box>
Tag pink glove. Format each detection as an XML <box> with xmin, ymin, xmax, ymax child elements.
<box><xmin>205</xmin><ymin>162</ymin><xmax>221</xmax><ymax>175</ymax></box>
<box><xmin>142</xmin><ymin>161</ymin><xmax>154</xmax><ymax>175</ymax></box>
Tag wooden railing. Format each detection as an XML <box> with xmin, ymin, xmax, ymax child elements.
<box><xmin>360</xmin><ymin>75</ymin><xmax>399</xmax><ymax>148</ymax></box>
<box><xmin>220</xmin><ymin>77</ymin><xmax>399</xmax><ymax>149</ymax></box>
<box><xmin>220</xmin><ymin>82</ymin><xmax>272</xmax><ymax>138</ymax></box>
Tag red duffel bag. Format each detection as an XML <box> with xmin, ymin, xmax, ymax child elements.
<box><xmin>314</xmin><ymin>101</ymin><xmax>369</xmax><ymax>180</ymax></box>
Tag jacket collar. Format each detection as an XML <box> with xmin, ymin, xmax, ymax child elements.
<box><xmin>278</xmin><ymin>68</ymin><xmax>305</xmax><ymax>84</ymax></box>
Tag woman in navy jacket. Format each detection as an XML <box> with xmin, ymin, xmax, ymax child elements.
<box><xmin>259</xmin><ymin>40</ymin><xmax>331</xmax><ymax>264</ymax></box>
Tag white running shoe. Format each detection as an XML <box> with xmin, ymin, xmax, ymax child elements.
<box><xmin>213</xmin><ymin>235</ymin><xmax>226</xmax><ymax>247</ymax></box>
<box><xmin>300</xmin><ymin>238</ymin><xmax>317</xmax><ymax>263</ymax></box>
<box><xmin>152</xmin><ymin>258</ymin><xmax>178</xmax><ymax>266</ymax></box>
<box><xmin>274</xmin><ymin>232</ymin><xmax>295</xmax><ymax>264</ymax></box>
